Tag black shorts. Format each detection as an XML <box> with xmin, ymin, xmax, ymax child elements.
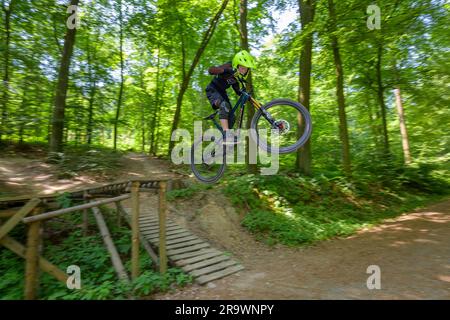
<box><xmin>205</xmin><ymin>84</ymin><xmax>229</xmax><ymax>109</ymax></box>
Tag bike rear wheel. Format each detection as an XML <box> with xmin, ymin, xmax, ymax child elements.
<box><xmin>190</xmin><ymin>135</ymin><xmax>226</xmax><ymax>184</ymax></box>
<box><xmin>250</xmin><ymin>99</ymin><xmax>312</xmax><ymax>154</ymax></box>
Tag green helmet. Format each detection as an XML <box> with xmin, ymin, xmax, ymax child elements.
<box><xmin>232</xmin><ymin>50</ymin><xmax>256</xmax><ymax>69</ymax></box>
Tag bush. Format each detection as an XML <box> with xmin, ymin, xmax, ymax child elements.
<box><xmin>223</xmin><ymin>174</ymin><xmax>448</xmax><ymax>246</ymax></box>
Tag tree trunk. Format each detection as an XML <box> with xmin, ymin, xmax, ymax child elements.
<box><xmin>113</xmin><ymin>0</ymin><xmax>124</xmax><ymax>151</ymax></box>
<box><xmin>394</xmin><ymin>86</ymin><xmax>411</xmax><ymax>165</ymax></box>
<box><xmin>168</xmin><ymin>0</ymin><xmax>230</xmax><ymax>156</ymax></box>
<box><xmin>375</xmin><ymin>43</ymin><xmax>390</xmax><ymax>158</ymax></box>
<box><xmin>50</xmin><ymin>0</ymin><xmax>80</xmax><ymax>153</ymax></box>
<box><xmin>0</xmin><ymin>0</ymin><xmax>16</xmax><ymax>142</ymax></box>
<box><xmin>237</xmin><ymin>0</ymin><xmax>258</xmax><ymax>173</ymax></box>
<box><xmin>139</xmin><ymin>71</ymin><xmax>147</xmax><ymax>153</ymax></box>
<box><xmin>327</xmin><ymin>0</ymin><xmax>351</xmax><ymax>176</ymax></box>
<box><xmin>296</xmin><ymin>0</ymin><xmax>316</xmax><ymax>175</ymax></box>
<box><xmin>366</xmin><ymin>95</ymin><xmax>380</xmax><ymax>153</ymax></box>
<box><xmin>86</xmin><ymin>34</ymin><xmax>97</xmax><ymax>145</ymax></box>
<box><xmin>149</xmin><ymin>48</ymin><xmax>161</xmax><ymax>155</ymax></box>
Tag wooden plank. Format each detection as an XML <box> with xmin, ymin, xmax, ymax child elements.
<box><xmin>131</xmin><ymin>181</ymin><xmax>140</xmax><ymax>280</ymax></box>
<box><xmin>23</xmin><ymin>194</ymin><xmax>131</xmax><ymax>223</ymax></box>
<box><xmin>0</xmin><ymin>235</ymin><xmax>68</xmax><ymax>283</ymax></box>
<box><xmin>24</xmin><ymin>207</ymin><xmax>42</xmax><ymax>300</ymax></box>
<box><xmin>92</xmin><ymin>207</ymin><xmax>129</xmax><ymax>283</ymax></box>
<box><xmin>139</xmin><ymin>216</ymin><xmax>158</xmax><ymax>222</ymax></box>
<box><xmin>107</xmin><ymin>206</ymin><xmax>159</xmax><ymax>269</ymax></box>
<box><xmin>0</xmin><ymin>198</ymin><xmax>40</xmax><ymax>240</ymax></box>
<box><xmin>167</xmin><ymin>243</ymin><xmax>210</xmax><ymax>256</ymax></box>
<box><xmin>0</xmin><ymin>208</ymin><xmax>19</xmax><ymax>218</ymax></box>
<box><xmin>139</xmin><ymin>221</ymin><xmax>178</xmax><ymax>229</ymax></box>
<box><xmin>175</xmin><ymin>250</ymin><xmax>224</xmax><ymax>267</ymax></box>
<box><xmin>153</xmin><ymin>235</ymin><xmax>199</xmax><ymax>246</ymax></box>
<box><xmin>170</xmin><ymin>248</ymin><xmax>219</xmax><ymax>261</ymax></box>
<box><xmin>151</xmin><ymin>235</ymin><xmax>199</xmax><ymax>246</ymax></box>
<box><xmin>191</xmin><ymin>260</ymin><xmax>237</xmax><ymax>277</ymax></box>
<box><xmin>145</xmin><ymin>231</ymin><xmax>191</xmax><ymax>242</ymax></box>
<box><xmin>140</xmin><ymin>221</ymin><xmax>178</xmax><ymax>228</ymax></box>
<box><xmin>140</xmin><ymin>224</ymin><xmax>181</xmax><ymax>232</ymax></box>
<box><xmin>158</xmin><ymin>180</ymin><xmax>168</xmax><ymax>274</ymax></box>
<box><xmin>146</xmin><ymin>228</ymin><xmax>188</xmax><ymax>237</ymax></box>
<box><xmin>196</xmin><ymin>265</ymin><xmax>245</xmax><ymax>285</ymax></box>
<box><xmin>182</xmin><ymin>255</ymin><xmax>231</xmax><ymax>272</ymax></box>
<box><xmin>166</xmin><ymin>239</ymin><xmax>205</xmax><ymax>250</ymax></box>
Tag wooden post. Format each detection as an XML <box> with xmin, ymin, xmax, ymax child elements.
<box><xmin>24</xmin><ymin>207</ymin><xmax>42</xmax><ymax>300</ymax></box>
<box><xmin>131</xmin><ymin>181</ymin><xmax>140</xmax><ymax>280</ymax></box>
<box><xmin>82</xmin><ymin>192</ymin><xmax>89</xmax><ymax>236</ymax></box>
<box><xmin>0</xmin><ymin>198</ymin><xmax>40</xmax><ymax>240</ymax></box>
<box><xmin>158</xmin><ymin>181</ymin><xmax>167</xmax><ymax>274</ymax></box>
<box><xmin>115</xmin><ymin>202</ymin><xmax>122</xmax><ymax>228</ymax></box>
<box><xmin>107</xmin><ymin>204</ymin><xmax>160</xmax><ymax>270</ymax></box>
<box><xmin>92</xmin><ymin>207</ymin><xmax>130</xmax><ymax>283</ymax></box>
<box><xmin>0</xmin><ymin>235</ymin><xmax>68</xmax><ymax>283</ymax></box>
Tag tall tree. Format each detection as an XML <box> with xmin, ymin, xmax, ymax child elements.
<box><xmin>0</xmin><ymin>0</ymin><xmax>16</xmax><ymax>143</ymax></box>
<box><xmin>394</xmin><ymin>86</ymin><xmax>411</xmax><ymax>165</ymax></box>
<box><xmin>85</xmin><ymin>32</ymin><xmax>98</xmax><ymax>145</ymax></box>
<box><xmin>237</xmin><ymin>0</ymin><xmax>257</xmax><ymax>173</ymax></box>
<box><xmin>149</xmin><ymin>47</ymin><xmax>161</xmax><ymax>155</ymax></box>
<box><xmin>375</xmin><ymin>42</ymin><xmax>390</xmax><ymax>158</ymax></box>
<box><xmin>168</xmin><ymin>0</ymin><xmax>230</xmax><ymax>155</ymax></box>
<box><xmin>113</xmin><ymin>0</ymin><xmax>125</xmax><ymax>150</ymax></box>
<box><xmin>50</xmin><ymin>0</ymin><xmax>80</xmax><ymax>152</ymax></box>
<box><xmin>327</xmin><ymin>0</ymin><xmax>351</xmax><ymax>176</ymax></box>
<box><xmin>296</xmin><ymin>0</ymin><xmax>316</xmax><ymax>175</ymax></box>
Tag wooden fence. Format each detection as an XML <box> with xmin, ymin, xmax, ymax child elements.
<box><xmin>0</xmin><ymin>179</ymin><xmax>168</xmax><ymax>300</ymax></box>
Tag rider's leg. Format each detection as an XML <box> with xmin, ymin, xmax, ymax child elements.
<box><xmin>218</xmin><ymin>100</ymin><xmax>240</xmax><ymax>145</ymax></box>
<box><xmin>218</xmin><ymin>100</ymin><xmax>231</xmax><ymax>131</ymax></box>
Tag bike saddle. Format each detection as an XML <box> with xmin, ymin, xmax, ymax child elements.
<box><xmin>203</xmin><ymin>111</ymin><xmax>218</xmax><ymax>120</ymax></box>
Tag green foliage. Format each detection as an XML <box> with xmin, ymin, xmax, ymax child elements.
<box><xmin>223</xmin><ymin>174</ymin><xmax>449</xmax><ymax>246</ymax></box>
<box><xmin>167</xmin><ymin>183</ymin><xmax>213</xmax><ymax>201</ymax></box>
<box><xmin>46</xmin><ymin>144</ymin><xmax>125</xmax><ymax>179</ymax></box>
<box><xmin>55</xmin><ymin>192</ymin><xmax>73</xmax><ymax>209</ymax></box>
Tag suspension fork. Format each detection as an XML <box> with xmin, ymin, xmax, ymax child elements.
<box><xmin>249</xmin><ymin>96</ymin><xmax>276</xmax><ymax>126</ymax></box>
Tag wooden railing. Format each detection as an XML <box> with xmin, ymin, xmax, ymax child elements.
<box><xmin>0</xmin><ymin>179</ymin><xmax>169</xmax><ymax>300</ymax></box>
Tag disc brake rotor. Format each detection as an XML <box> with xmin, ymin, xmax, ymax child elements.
<box><xmin>273</xmin><ymin>119</ymin><xmax>290</xmax><ymax>134</ymax></box>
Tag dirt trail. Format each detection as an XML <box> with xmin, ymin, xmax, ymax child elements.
<box><xmin>0</xmin><ymin>153</ymin><xmax>179</xmax><ymax>197</ymax></box>
<box><xmin>1</xmin><ymin>153</ymin><xmax>449</xmax><ymax>299</ymax></box>
<box><xmin>156</xmin><ymin>199</ymin><xmax>450</xmax><ymax>300</ymax></box>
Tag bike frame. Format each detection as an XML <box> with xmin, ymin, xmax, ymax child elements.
<box><xmin>208</xmin><ymin>78</ymin><xmax>276</xmax><ymax>134</ymax></box>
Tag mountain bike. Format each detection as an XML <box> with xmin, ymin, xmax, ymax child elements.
<box><xmin>190</xmin><ymin>78</ymin><xmax>312</xmax><ymax>183</ymax></box>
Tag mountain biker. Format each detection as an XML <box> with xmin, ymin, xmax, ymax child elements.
<box><xmin>205</xmin><ymin>50</ymin><xmax>256</xmax><ymax>144</ymax></box>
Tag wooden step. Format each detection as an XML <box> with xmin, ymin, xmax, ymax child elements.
<box><xmin>196</xmin><ymin>265</ymin><xmax>245</xmax><ymax>285</ymax></box>
<box><xmin>175</xmin><ymin>250</ymin><xmax>224</xmax><ymax>267</ymax></box>
<box><xmin>183</xmin><ymin>255</ymin><xmax>231</xmax><ymax>272</ymax></box>
<box><xmin>191</xmin><ymin>260</ymin><xmax>238</xmax><ymax>277</ymax></box>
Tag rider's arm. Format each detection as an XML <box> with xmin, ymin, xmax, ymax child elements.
<box><xmin>208</xmin><ymin>63</ymin><xmax>233</xmax><ymax>75</ymax></box>
<box><xmin>232</xmin><ymin>82</ymin><xmax>242</xmax><ymax>96</ymax></box>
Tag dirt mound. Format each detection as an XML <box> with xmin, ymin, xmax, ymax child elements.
<box><xmin>167</xmin><ymin>188</ymin><xmax>260</xmax><ymax>257</ymax></box>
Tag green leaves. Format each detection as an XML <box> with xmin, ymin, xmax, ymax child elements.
<box><xmin>223</xmin><ymin>173</ymin><xmax>448</xmax><ymax>246</ymax></box>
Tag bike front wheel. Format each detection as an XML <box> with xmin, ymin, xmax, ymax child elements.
<box><xmin>190</xmin><ymin>135</ymin><xmax>226</xmax><ymax>184</ymax></box>
<box><xmin>250</xmin><ymin>99</ymin><xmax>312</xmax><ymax>154</ymax></box>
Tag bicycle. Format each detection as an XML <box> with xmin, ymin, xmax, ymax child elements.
<box><xmin>190</xmin><ymin>77</ymin><xmax>312</xmax><ymax>183</ymax></box>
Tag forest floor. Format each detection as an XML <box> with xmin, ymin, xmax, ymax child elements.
<box><xmin>0</xmin><ymin>152</ymin><xmax>449</xmax><ymax>299</ymax></box>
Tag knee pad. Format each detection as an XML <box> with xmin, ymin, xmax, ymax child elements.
<box><xmin>218</xmin><ymin>100</ymin><xmax>231</xmax><ymax>119</ymax></box>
